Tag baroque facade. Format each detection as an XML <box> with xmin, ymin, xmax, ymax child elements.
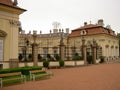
<box><xmin>0</xmin><ymin>0</ymin><xmax>119</xmax><ymax>69</ymax></box>
<box><xmin>18</xmin><ymin>19</ymin><xmax>119</xmax><ymax>62</ymax></box>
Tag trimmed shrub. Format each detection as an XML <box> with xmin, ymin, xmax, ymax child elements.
<box><xmin>0</xmin><ymin>66</ymin><xmax>42</xmax><ymax>75</ymax></box>
<box><xmin>43</xmin><ymin>60</ymin><xmax>49</xmax><ymax>68</ymax></box>
<box><xmin>54</xmin><ymin>54</ymin><xmax>61</xmax><ymax>61</ymax></box>
<box><xmin>59</xmin><ymin>60</ymin><xmax>64</xmax><ymax>67</ymax></box>
<box><xmin>72</xmin><ymin>53</ymin><xmax>82</xmax><ymax>60</ymax></box>
<box><xmin>87</xmin><ymin>55</ymin><xmax>93</xmax><ymax>64</ymax></box>
<box><xmin>99</xmin><ymin>56</ymin><xmax>105</xmax><ymax>63</ymax></box>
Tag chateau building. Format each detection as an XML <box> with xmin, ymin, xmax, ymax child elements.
<box><xmin>19</xmin><ymin>19</ymin><xmax>119</xmax><ymax>62</ymax></box>
<box><xmin>0</xmin><ymin>0</ymin><xmax>119</xmax><ymax>69</ymax></box>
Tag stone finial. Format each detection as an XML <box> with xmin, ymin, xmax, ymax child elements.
<box><xmin>33</xmin><ymin>30</ymin><xmax>37</xmax><ymax>34</ymax></box>
<box><xmin>97</xmin><ymin>19</ymin><xmax>104</xmax><ymax>26</ymax></box>
<box><xmin>84</xmin><ymin>22</ymin><xmax>87</xmax><ymax>26</ymax></box>
<box><xmin>29</xmin><ymin>31</ymin><xmax>31</xmax><ymax>34</ymax></box>
<box><xmin>50</xmin><ymin>30</ymin><xmax>52</xmax><ymax>33</ymax></box>
<box><xmin>13</xmin><ymin>0</ymin><xmax>18</xmax><ymax>6</ymax></box>
<box><xmin>66</xmin><ymin>28</ymin><xmax>69</xmax><ymax>33</ymax></box>
<box><xmin>40</xmin><ymin>30</ymin><xmax>42</xmax><ymax>34</ymax></box>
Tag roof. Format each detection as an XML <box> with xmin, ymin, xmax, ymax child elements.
<box><xmin>70</xmin><ymin>23</ymin><xmax>117</xmax><ymax>37</ymax></box>
<box><xmin>0</xmin><ymin>0</ymin><xmax>26</xmax><ymax>13</ymax></box>
<box><xmin>73</xmin><ymin>24</ymin><xmax>99</xmax><ymax>30</ymax></box>
<box><xmin>0</xmin><ymin>0</ymin><xmax>13</xmax><ymax>6</ymax></box>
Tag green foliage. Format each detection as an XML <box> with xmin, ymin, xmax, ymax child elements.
<box><xmin>87</xmin><ymin>55</ymin><xmax>93</xmax><ymax>64</ymax></box>
<box><xmin>28</xmin><ymin>54</ymin><xmax>32</xmax><ymax>61</ymax></box>
<box><xmin>18</xmin><ymin>54</ymin><xmax>23</xmax><ymax>61</ymax></box>
<box><xmin>54</xmin><ymin>54</ymin><xmax>61</xmax><ymax>61</ymax></box>
<box><xmin>99</xmin><ymin>56</ymin><xmax>105</xmax><ymax>63</ymax></box>
<box><xmin>38</xmin><ymin>54</ymin><xmax>42</xmax><ymax>61</ymax></box>
<box><xmin>43</xmin><ymin>60</ymin><xmax>49</xmax><ymax>68</ymax></box>
<box><xmin>72</xmin><ymin>53</ymin><xmax>82</xmax><ymax>60</ymax></box>
<box><xmin>59</xmin><ymin>60</ymin><xmax>64</xmax><ymax>67</ymax></box>
<box><xmin>0</xmin><ymin>66</ymin><xmax>42</xmax><ymax>75</ymax></box>
<box><xmin>47</xmin><ymin>54</ymin><xmax>53</xmax><ymax>61</ymax></box>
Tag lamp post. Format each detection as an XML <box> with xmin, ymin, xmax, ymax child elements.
<box><xmin>32</xmin><ymin>30</ymin><xmax>38</xmax><ymax>66</ymax></box>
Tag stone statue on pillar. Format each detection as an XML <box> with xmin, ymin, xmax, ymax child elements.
<box><xmin>32</xmin><ymin>30</ymin><xmax>38</xmax><ymax>66</ymax></box>
<box><xmin>59</xmin><ymin>30</ymin><xmax>65</xmax><ymax>60</ymax></box>
<box><xmin>81</xmin><ymin>37</ymin><xmax>87</xmax><ymax>65</ymax></box>
<box><xmin>92</xmin><ymin>39</ymin><xmax>97</xmax><ymax>64</ymax></box>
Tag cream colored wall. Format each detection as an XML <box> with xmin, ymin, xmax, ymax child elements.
<box><xmin>19</xmin><ymin>33</ymin><xmax>119</xmax><ymax>60</ymax></box>
<box><xmin>68</xmin><ymin>34</ymin><xmax>119</xmax><ymax>58</ymax></box>
<box><xmin>0</xmin><ymin>10</ymin><xmax>19</xmax><ymax>61</ymax></box>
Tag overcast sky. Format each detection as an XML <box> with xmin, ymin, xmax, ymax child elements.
<box><xmin>17</xmin><ymin>0</ymin><xmax>120</xmax><ymax>34</ymax></box>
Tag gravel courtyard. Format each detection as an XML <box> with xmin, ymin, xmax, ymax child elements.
<box><xmin>2</xmin><ymin>63</ymin><xmax>120</xmax><ymax>90</ymax></box>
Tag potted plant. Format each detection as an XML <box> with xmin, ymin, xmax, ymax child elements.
<box><xmin>59</xmin><ymin>60</ymin><xmax>64</xmax><ymax>67</ymax></box>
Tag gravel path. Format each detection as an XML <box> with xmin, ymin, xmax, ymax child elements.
<box><xmin>2</xmin><ymin>63</ymin><xmax>120</xmax><ymax>90</ymax></box>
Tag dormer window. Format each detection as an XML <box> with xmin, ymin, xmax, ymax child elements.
<box><xmin>81</xmin><ymin>30</ymin><xmax>87</xmax><ymax>35</ymax></box>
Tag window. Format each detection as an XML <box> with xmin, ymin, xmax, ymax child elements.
<box><xmin>81</xmin><ymin>30</ymin><xmax>87</xmax><ymax>35</ymax></box>
<box><xmin>0</xmin><ymin>39</ymin><xmax>3</xmax><ymax>61</ymax></box>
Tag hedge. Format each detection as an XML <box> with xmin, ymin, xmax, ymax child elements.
<box><xmin>0</xmin><ymin>66</ymin><xmax>42</xmax><ymax>75</ymax></box>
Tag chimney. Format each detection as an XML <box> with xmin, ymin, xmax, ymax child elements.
<box><xmin>53</xmin><ymin>29</ymin><xmax>58</xmax><ymax>33</ymax></box>
<box><xmin>97</xmin><ymin>19</ymin><xmax>104</xmax><ymax>26</ymax></box>
<box><xmin>84</xmin><ymin>22</ymin><xmax>87</xmax><ymax>26</ymax></box>
<box><xmin>66</xmin><ymin>28</ymin><xmax>69</xmax><ymax>33</ymax></box>
<box><xmin>33</xmin><ymin>30</ymin><xmax>37</xmax><ymax>34</ymax></box>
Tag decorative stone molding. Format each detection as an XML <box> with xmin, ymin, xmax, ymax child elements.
<box><xmin>105</xmin><ymin>45</ymin><xmax>109</xmax><ymax>48</ymax></box>
<box><xmin>9</xmin><ymin>20</ymin><xmax>20</xmax><ymax>27</ymax></box>
<box><xmin>0</xmin><ymin>30</ymin><xmax>7</xmax><ymax>37</ymax></box>
<box><xmin>111</xmin><ymin>46</ymin><xmax>114</xmax><ymax>48</ymax></box>
<box><xmin>115</xmin><ymin>46</ymin><xmax>118</xmax><ymax>49</ymax></box>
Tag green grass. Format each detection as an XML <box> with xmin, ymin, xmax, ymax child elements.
<box><xmin>2</xmin><ymin>75</ymin><xmax>25</xmax><ymax>86</ymax></box>
<box><xmin>1</xmin><ymin>73</ymin><xmax>53</xmax><ymax>87</ymax></box>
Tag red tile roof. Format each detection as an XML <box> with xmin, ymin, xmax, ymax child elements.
<box><xmin>74</xmin><ymin>24</ymin><xmax>99</xmax><ymax>30</ymax></box>
<box><xmin>0</xmin><ymin>0</ymin><xmax>13</xmax><ymax>6</ymax></box>
<box><xmin>70</xmin><ymin>23</ymin><xmax>117</xmax><ymax>37</ymax></box>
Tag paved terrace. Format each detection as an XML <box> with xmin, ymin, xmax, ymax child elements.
<box><xmin>2</xmin><ymin>62</ymin><xmax>120</xmax><ymax>90</ymax></box>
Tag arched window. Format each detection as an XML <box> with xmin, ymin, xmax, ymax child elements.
<box><xmin>0</xmin><ymin>30</ymin><xmax>7</xmax><ymax>61</ymax></box>
<box><xmin>81</xmin><ymin>30</ymin><xmax>87</xmax><ymax>35</ymax></box>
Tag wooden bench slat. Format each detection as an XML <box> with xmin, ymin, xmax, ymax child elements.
<box><xmin>30</xmin><ymin>70</ymin><xmax>45</xmax><ymax>74</ymax></box>
<box><xmin>30</xmin><ymin>69</ymin><xmax>53</xmax><ymax>81</ymax></box>
<box><xmin>0</xmin><ymin>72</ymin><xmax>21</xmax><ymax>77</ymax></box>
<box><xmin>0</xmin><ymin>72</ymin><xmax>26</xmax><ymax>88</ymax></box>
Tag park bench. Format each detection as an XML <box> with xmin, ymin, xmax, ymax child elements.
<box><xmin>0</xmin><ymin>72</ymin><xmax>26</xmax><ymax>87</ymax></box>
<box><xmin>30</xmin><ymin>68</ymin><xmax>53</xmax><ymax>81</ymax></box>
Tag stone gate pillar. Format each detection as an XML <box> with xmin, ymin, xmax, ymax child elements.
<box><xmin>92</xmin><ymin>45</ymin><xmax>97</xmax><ymax>64</ymax></box>
<box><xmin>59</xmin><ymin>44</ymin><xmax>65</xmax><ymax>60</ymax></box>
<box><xmin>59</xmin><ymin>30</ymin><xmax>65</xmax><ymax>60</ymax></box>
<box><xmin>81</xmin><ymin>37</ymin><xmax>87</xmax><ymax>65</ymax></box>
<box><xmin>32</xmin><ymin>43</ymin><xmax>38</xmax><ymax>66</ymax></box>
<box><xmin>92</xmin><ymin>39</ymin><xmax>97</xmax><ymax>64</ymax></box>
<box><xmin>32</xmin><ymin>31</ymin><xmax>38</xmax><ymax>66</ymax></box>
<box><xmin>83</xmin><ymin>45</ymin><xmax>87</xmax><ymax>65</ymax></box>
